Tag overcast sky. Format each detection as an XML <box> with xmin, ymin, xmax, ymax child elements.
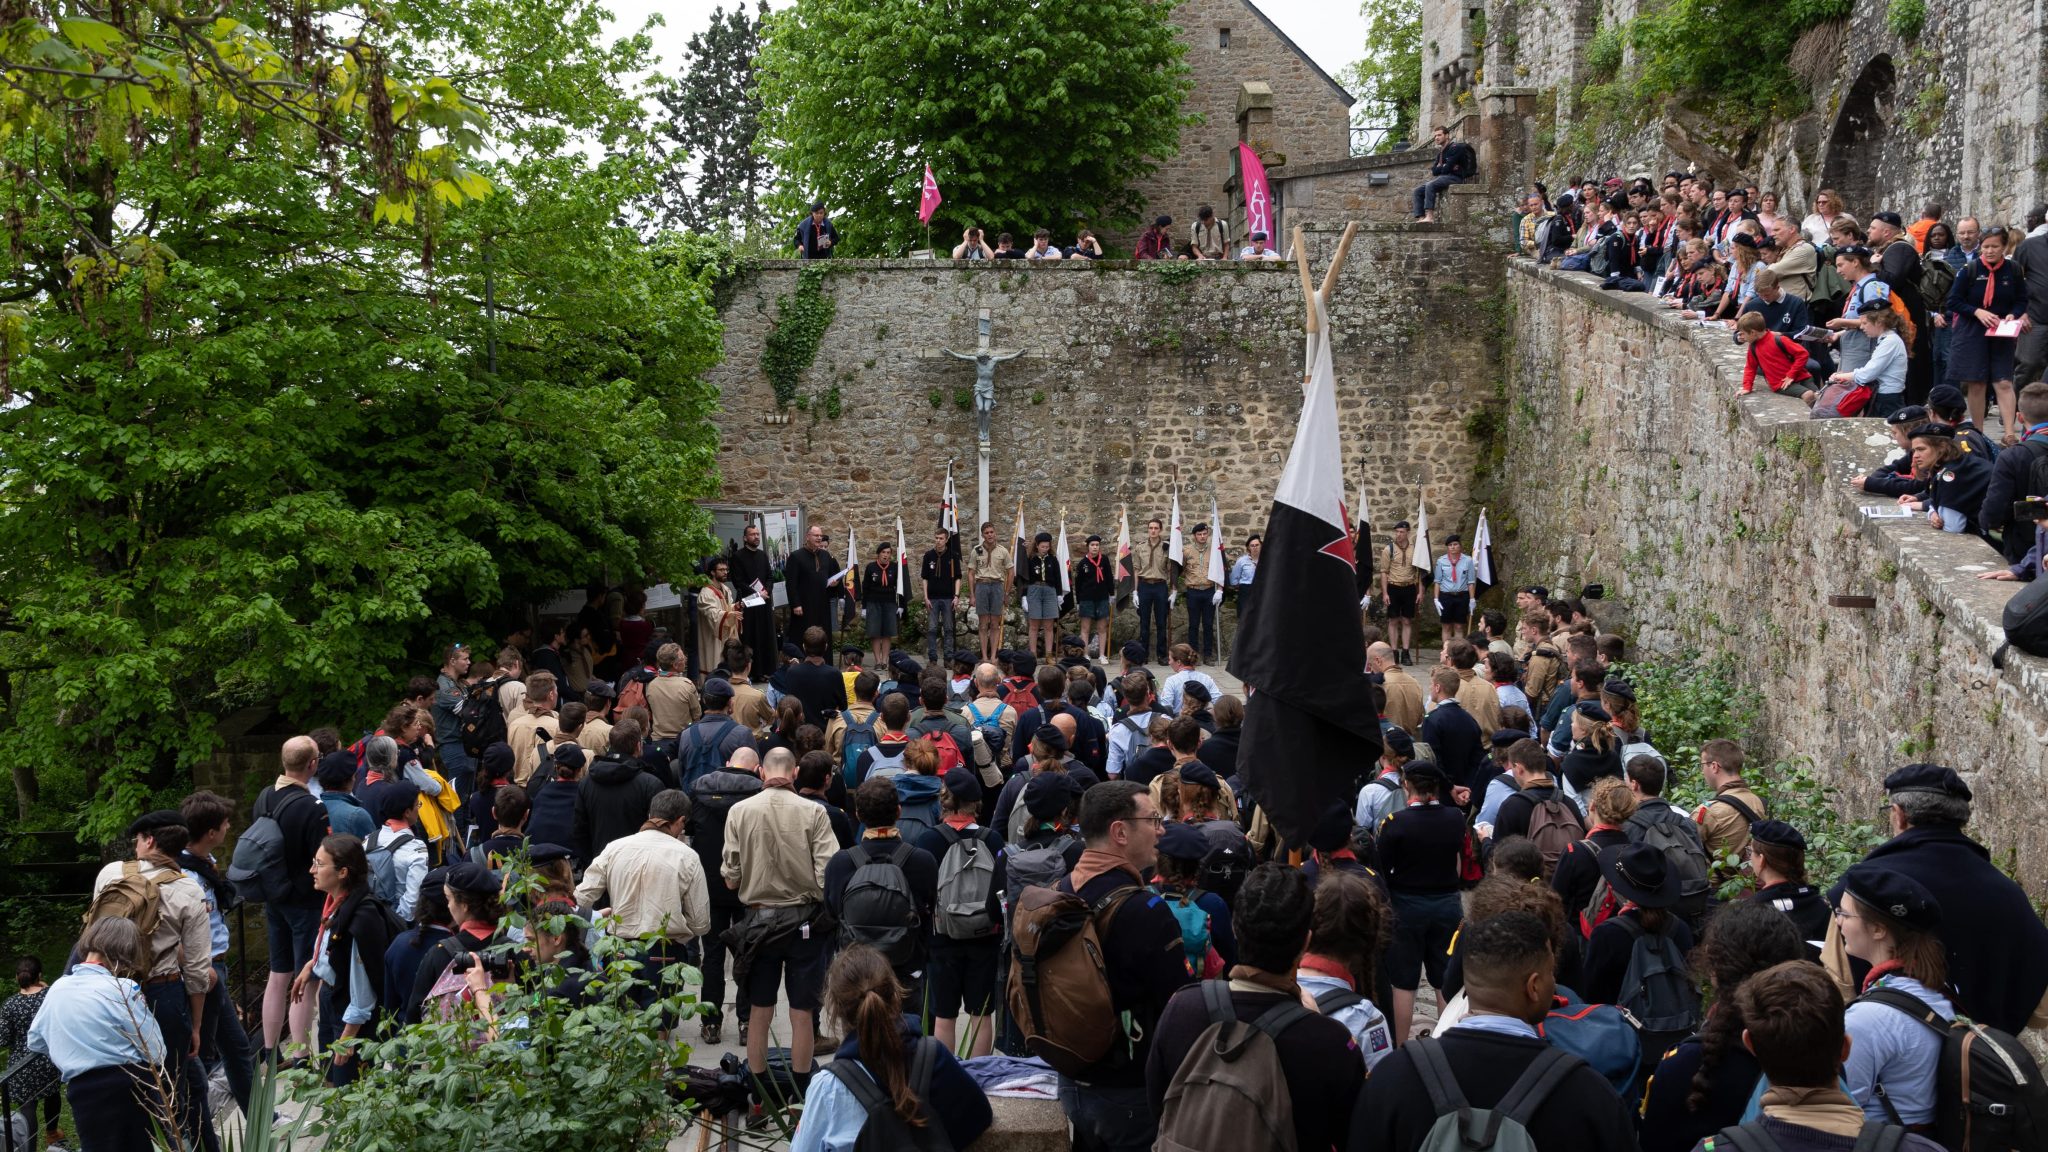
<box><xmin>601</xmin><ymin>0</ymin><xmax>1366</xmax><ymax>83</ymax></box>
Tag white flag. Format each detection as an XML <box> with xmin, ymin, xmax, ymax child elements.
<box><xmin>1411</xmin><ymin>495</ymin><xmax>1432</xmax><ymax>574</ymax></box>
<box><xmin>1056</xmin><ymin>512</ymin><xmax>1072</xmax><ymax>598</ymax></box>
<box><xmin>1167</xmin><ymin>486</ymin><xmax>1185</xmax><ymax>608</ymax></box>
<box><xmin>1356</xmin><ymin>475</ymin><xmax>1370</xmax><ymax>530</ymax></box>
<box><xmin>835</xmin><ymin>526</ymin><xmax>857</xmax><ymax>593</ymax></box>
<box><xmin>940</xmin><ymin>466</ymin><xmax>958</xmax><ymax>536</ymax></box>
<box><xmin>1208</xmin><ymin>497</ymin><xmax>1226</xmax><ymax>605</ymax></box>
<box><xmin>896</xmin><ymin>516</ymin><xmax>908</xmax><ymax>609</ymax></box>
<box><xmin>1115</xmin><ymin>505</ymin><xmax>1133</xmax><ymax>606</ymax></box>
<box><xmin>1474</xmin><ymin>508</ymin><xmax>1494</xmax><ymax>589</ymax></box>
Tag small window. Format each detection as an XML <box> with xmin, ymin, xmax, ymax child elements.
<box><xmin>1218</xmin><ymin>27</ymin><xmax>1230</xmax><ymax>48</ymax></box>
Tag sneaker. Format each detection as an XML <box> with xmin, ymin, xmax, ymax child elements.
<box><xmin>737</xmin><ymin>1014</ymin><xmax>750</xmax><ymax>1045</ymax></box>
<box><xmin>699</xmin><ymin>1019</ymin><xmax>722</xmax><ymax>1046</ymax></box>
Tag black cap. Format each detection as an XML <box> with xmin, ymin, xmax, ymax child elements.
<box><xmin>1831</xmin><ymin>862</ymin><xmax>1940</xmax><ymax>931</ymax></box>
<box><xmin>1883</xmin><ymin>763</ymin><xmax>1972</xmax><ymax>802</ymax></box>
<box><xmin>702</xmin><ymin>677</ymin><xmax>735</xmax><ymax>703</ymax></box>
<box><xmin>1155</xmin><ymin>214</ymin><xmax>1173</xmax><ymax>227</ymax></box>
<box><xmin>480</xmin><ymin>741</ymin><xmax>515</xmax><ymax>781</ymax></box>
<box><xmin>949</xmin><ymin>649</ymin><xmax>976</xmax><ymax>665</ymax></box>
<box><xmin>1492</xmin><ymin>728</ymin><xmax>1529</xmax><ymax>749</ymax></box>
<box><xmin>1402</xmin><ymin>759</ymin><xmax>1445</xmax><ymax>784</ymax></box>
<box><xmin>1252</xmin><ymin>230</ymin><xmax>1268</xmax><ymax>241</ymax></box>
<box><xmin>841</xmin><ymin>646</ymin><xmax>864</xmax><ymax>660</ymax></box>
<box><xmin>1522</xmin><ymin>585</ymin><xmax>1550</xmax><ymax>600</ymax></box>
<box><xmin>1394</xmin><ymin>520</ymin><xmax>1410</xmax><ymax>530</ymax></box>
<box><xmin>1927</xmin><ymin>383</ymin><xmax>1966</xmax><ymax>411</ymax></box>
<box><xmin>1382</xmin><ymin>726</ymin><xmax>1416</xmax><ymax>757</ymax></box>
<box><xmin>1599</xmin><ymin>842</ymin><xmax>1680</xmax><ymax>909</ymax></box>
<box><xmin>890</xmin><ymin>652</ymin><xmax>922</xmax><ymax>677</ymax></box>
<box><xmin>1031</xmin><ymin>725</ymin><xmax>1069</xmax><ymax>757</ymax></box>
<box><xmin>1023</xmin><ymin>771</ymin><xmax>1077</xmax><ymax>820</ymax></box>
<box><xmin>811</xmin><ymin>199</ymin><xmax>827</xmax><ymax>211</ymax></box>
<box><xmin>996</xmin><ymin>647</ymin><xmax>1017</xmax><ymax>663</ymax></box>
<box><xmin>1159</xmin><ymin>822</ymin><xmax>1209</xmax><ymax>860</ymax></box>
<box><xmin>943</xmin><ymin>767</ymin><xmax>982</xmax><ymax>803</ymax></box>
<box><xmin>377</xmin><ymin>782</ymin><xmax>421</xmax><ymax>822</ymax></box>
<box><xmin>316</xmin><ymin>750</ymin><xmax>358</xmax><ymax>788</ymax></box>
<box><xmin>583</xmin><ymin>679</ymin><xmax>617</xmax><ymax>701</ymax></box>
<box><xmin>1907</xmin><ymin>422</ymin><xmax>1954</xmax><ymax>439</ymax></box>
<box><xmin>1182</xmin><ymin>680</ymin><xmax>1212</xmax><ymax>705</ymax></box>
<box><xmin>126</xmin><ymin>809</ymin><xmax>186</xmax><ymax>838</ymax></box>
<box><xmin>1748</xmin><ymin>819</ymin><xmax>1805</xmax><ymax>850</ymax></box>
<box><xmin>1601</xmin><ymin>678</ymin><xmax>1635</xmax><ymax>702</ymax></box>
<box><xmin>420</xmin><ymin>866</ymin><xmax>450</xmax><ymax>894</ymax></box>
<box><xmin>1837</xmin><ymin>244</ymin><xmax>1874</xmax><ymax>261</ymax></box>
<box><xmin>551</xmin><ymin>744</ymin><xmax>588</xmax><ymax>771</ymax></box>
<box><xmin>1012</xmin><ymin>653</ymin><xmax>1037</xmax><ymax>676</ymax></box>
<box><xmin>444</xmin><ymin>862</ymin><xmax>499</xmax><ymax>896</ymax></box>
<box><xmin>526</xmin><ymin>843</ymin><xmax>575</xmax><ymax>867</ymax></box>
<box><xmin>1178</xmin><ymin>761</ymin><xmax>1220</xmax><ymax>792</ymax></box>
<box><xmin>1061</xmin><ymin>634</ymin><xmax>1084</xmax><ymax>650</ymax></box>
<box><xmin>1886</xmin><ymin>404</ymin><xmax>1929</xmax><ymax>427</ymax></box>
<box><xmin>1731</xmin><ymin>232</ymin><xmax>1758</xmax><ymax>249</ymax></box>
<box><xmin>780</xmin><ymin>642</ymin><xmax>803</xmax><ymax>660</ymax></box>
<box><xmin>1308</xmin><ymin>804</ymin><xmax>1355</xmax><ymax>853</ymax></box>
<box><xmin>1575</xmin><ymin>700</ymin><xmax>1611</xmax><ymax>722</ymax></box>
<box><xmin>1122</xmin><ymin>641</ymin><xmax>1148</xmax><ymax>663</ymax></box>
<box><xmin>1872</xmin><ymin>210</ymin><xmax>1905</xmax><ymax>228</ymax></box>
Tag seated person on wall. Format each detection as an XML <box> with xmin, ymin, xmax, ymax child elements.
<box><xmin>1897</xmin><ymin>423</ymin><xmax>1992</xmax><ymax>539</ymax></box>
<box><xmin>1067</xmin><ymin>229</ymin><xmax>1105</xmax><ymax>260</ymax></box>
<box><xmin>1024</xmin><ymin>229</ymin><xmax>1063</xmax><ymax>261</ymax></box>
<box><xmin>1411</xmin><ymin>124</ymin><xmax>1476</xmax><ymax>224</ymax></box>
<box><xmin>1135</xmin><ymin>215</ymin><xmax>1176</xmax><ymax>261</ymax></box>
<box><xmin>1239</xmin><ymin>230</ymin><xmax>1282</xmax><ymax>261</ymax></box>
<box><xmin>950</xmin><ymin>227</ymin><xmax>993</xmax><ymax>261</ymax></box>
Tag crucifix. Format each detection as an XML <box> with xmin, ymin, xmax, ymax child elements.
<box><xmin>943</xmin><ymin>308</ymin><xmax>1023</xmax><ymax>528</ymax></box>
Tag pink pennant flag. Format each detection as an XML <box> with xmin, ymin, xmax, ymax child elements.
<box><xmin>918</xmin><ymin>165</ymin><xmax>943</xmax><ymax>225</ymax></box>
<box><xmin>1239</xmin><ymin>143</ymin><xmax>1271</xmax><ymax>242</ymax></box>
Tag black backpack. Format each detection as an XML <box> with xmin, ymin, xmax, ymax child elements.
<box><xmin>457</xmin><ymin>676</ymin><xmax>510</xmax><ymax>757</ymax></box>
<box><xmin>822</xmin><ymin>1037</ymin><xmax>953</xmax><ymax>1152</ymax></box>
<box><xmin>1860</xmin><ymin>987</ymin><xmax>2048</xmax><ymax>1152</ymax></box>
<box><xmin>839</xmin><ymin>842</ymin><xmax>921</xmax><ymax>971</ymax></box>
<box><xmin>2000</xmin><ymin>572</ymin><xmax>2048</xmax><ymax>660</ymax></box>
<box><xmin>1713</xmin><ymin>1119</ymin><xmax>1907</xmax><ymax>1152</ymax></box>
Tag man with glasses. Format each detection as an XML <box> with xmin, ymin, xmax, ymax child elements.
<box><xmin>1053</xmin><ymin>780</ymin><xmax>1191</xmax><ymax>1152</ymax></box>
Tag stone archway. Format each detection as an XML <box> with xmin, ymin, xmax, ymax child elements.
<box><xmin>1820</xmin><ymin>55</ymin><xmax>1896</xmax><ymax>217</ymax></box>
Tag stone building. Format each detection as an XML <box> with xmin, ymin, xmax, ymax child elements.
<box><xmin>1116</xmin><ymin>0</ymin><xmax>1357</xmax><ymax>249</ymax></box>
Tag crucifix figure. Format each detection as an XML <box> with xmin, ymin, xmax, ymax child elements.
<box><xmin>945</xmin><ymin>310</ymin><xmax>1023</xmax><ymax>447</ymax></box>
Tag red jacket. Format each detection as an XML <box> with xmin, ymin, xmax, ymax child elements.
<box><xmin>1742</xmin><ymin>331</ymin><xmax>1811</xmax><ymax>394</ymax></box>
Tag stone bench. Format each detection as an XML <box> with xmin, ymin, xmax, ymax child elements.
<box><xmin>973</xmin><ymin>1096</ymin><xmax>1071</xmax><ymax>1151</ymax></box>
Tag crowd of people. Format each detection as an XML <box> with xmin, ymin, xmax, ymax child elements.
<box><xmin>795</xmin><ymin>198</ymin><xmax>1288</xmax><ymax>262</ymax></box>
<box><xmin>8</xmin><ymin>561</ymin><xmax>2047</xmax><ymax>1152</ymax></box>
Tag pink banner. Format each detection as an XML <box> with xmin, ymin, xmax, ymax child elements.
<box><xmin>918</xmin><ymin>165</ymin><xmax>943</xmax><ymax>225</ymax></box>
<box><xmin>1239</xmin><ymin>143</ymin><xmax>1271</xmax><ymax>241</ymax></box>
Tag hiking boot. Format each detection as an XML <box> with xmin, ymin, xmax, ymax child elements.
<box><xmin>737</xmin><ymin>1014</ymin><xmax>750</xmax><ymax>1045</ymax></box>
<box><xmin>699</xmin><ymin>1019</ymin><xmax>722</xmax><ymax>1046</ymax></box>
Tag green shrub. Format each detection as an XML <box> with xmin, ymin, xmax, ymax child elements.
<box><xmin>1887</xmin><ymin>0</ymin><xmax>1927</xmax><ymax>40</ymax></box>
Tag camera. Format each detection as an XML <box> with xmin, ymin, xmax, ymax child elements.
<box><xmin>451</xmin><ymin>951</ymin><xmax>514</xmax><ymax>977</ymax></box>
<box><xmin>2013</xmin><ymin>498</ymin><xmax>2048</xmax><ymax>522</ymax></box>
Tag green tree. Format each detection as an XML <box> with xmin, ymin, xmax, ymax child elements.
<box><xmin>1342</xmin><ymin>0</ymin><xmax>1423</xmax><ymax>149</ymax></box>
<box><xmin>647</xmin><ymin>2</ymin><xmax>772</xmax><ymax>235</ymax></box>
<box><xmin>753</xmin><ymin>0</ymin><xmax>1195</xmax><ymax>256</ymax></box>
<box><xmin>0</xmin><ymin>0</ymin><xmax>725</xmax><ymax>835</ymax></box>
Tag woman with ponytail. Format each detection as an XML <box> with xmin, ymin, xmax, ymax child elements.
<box><xmin>791</xmin><ymin>944</ymin><xmax>991</xmax><ymax>1152</ymax></box>
<box><xmin>1638</xmin><ymin>900</ymin><xmax>1808</xmax><ymax>1152</ymax></box>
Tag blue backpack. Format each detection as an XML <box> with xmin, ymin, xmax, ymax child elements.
<box><xmin>1540</xmin><ymin>989</ymin><xmax>1643</xmax><ymax>1099</ymax></box>
<box><xmin>841</xmin><ymin>712</ymin><xmax>880</xmax><ymax>788</ymax></box>
<box><xmin>679</xmin><ymin>717</ymin><xmax>739</xmax><ymax>789</ymax></box>
<box><xmin>1154</xmin><ymin>883</ymin><xmax>1212</xmax><ymax>975</ymax></box>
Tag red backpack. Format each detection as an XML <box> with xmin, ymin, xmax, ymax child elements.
<box><xmin>926</xmin><ymin>731</ymin><xmax>967</xmax><ymax>775</ymax></box>
<box><xmin>1002</xmin><ymin>676</ymin><xmax>1039</xmax><ymax>710</ymax></box>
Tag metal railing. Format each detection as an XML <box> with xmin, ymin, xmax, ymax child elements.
<box><xmin>1351</xmin><ymin>125</ymin><xmax>1410</xmax><ymax>156</ymax></box>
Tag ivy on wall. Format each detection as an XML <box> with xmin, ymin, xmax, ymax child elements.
<box><xmin>761</xmin><ymin>264</ymin><xmax>837</xmax><ymax>408</ymax></box>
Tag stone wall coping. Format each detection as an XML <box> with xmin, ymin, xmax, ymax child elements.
<box><xmin>1277</xmin><ymin>151</ymin><xmax>1437</xmax><ymax>180</ymax></box>
<box><xmin>744</xmin><ymin>238</ymin><xmax>1442</xmax><ymax>274</ymax></box>
<box><xmin>1511</xmin><ymin>257</ymin><xmax>2048</xmax><ymax>714</ymax></box>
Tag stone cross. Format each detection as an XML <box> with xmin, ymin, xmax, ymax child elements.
<box><xmin>944</xmin><ymin>309</ymin><xmax>1023</xmax><ymax>447</ymax></box>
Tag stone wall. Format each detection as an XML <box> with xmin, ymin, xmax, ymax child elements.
<box><xmin>1116</xmin><ymin>0</ymin><xmax>1356</xmax><ymax>251</ymax></box>
<box><xmin>1496</xmin><ymin>258</ymin><xmax>2048</xmax><ymax>891</ymax></box>
<box><xmin>708</xmin><ymin>228</ymin><xmax>1506</xmax><ymax>565</ymax></box>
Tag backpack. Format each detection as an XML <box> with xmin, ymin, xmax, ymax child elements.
<box><xmin>1411</xmin><ymin>1036</ymin><xmax>1582</xmax><ymax>1152</ymax></box>
<box><xmin>1524</xmin><ymin>794</ymin><xmax>1587</xmax><ymax>879</ymax></box>
<box><xmin>963</xmin><ymin>700</ymin><xmax>1010</xmax><ymax>752</ymax></box>
<box><xmin>838</xmin><ymin>711</ymin><xmax>876</xmax><ymax>780</ymax></box>
<box><xmin>895</xmin><ymin>784</ymin><xmax>943</xmax><ymax>848</ymax></box>
<box><xmin>1921</xmin><ymin>252</ymin><xmax>1959</xmax><ymax>314</ymax></box>
<box><xmin>83</xmin><ymin>860</ymin><xmax>174</xmax><ymax>939</ymax></box>
<box><xmin>1579</xmin><ymin>852</ymin><xmax>1625</xmax><ymax>938</ymax></box>
<box><xmin>679</xmin><ymin>717</ymin><xmax>739</xmax><ymax>789</ymax></box>
<box><xmin>615</xmin><ymin>673</ymin><xmax>649</xmax><ymax>715</ymax></box>
<box><xmin>1540</xmin><ymin>993</ymin><xmax>1644</xmax><ymax>1098</ymax></box>
<box><xmin>227</xmin><ymin>786</ymin><xmax>313</xmax><ymax>905</ymax></box>
<box><xmin>456</xmin><ymin>676</ymin><xmax>511</xmax><ymax>757</ymax></box>
<box><xmin>1005</xmin><ymin>883</ymin><xmax>1140</xmax><ymax>1077</ymax></box>
<box><xmin>1533</xmin><ymin>216</ymin><xmax>1567</xmax><ymax>259</ymax></box>
<box><xmin>1153</xmin><ymin>980</ymin><xmax>1313</xmax><ymax>1152</ymax></box>
<box><xmin>933</xmin><ymin>825</ymin><xmax>998</xmax><ymax>940</ymax></box>
<box><xmin>924</xmin><ymin>728</ymin><xmax>967</xmax><ymax>776</ymax></box>
<box><xmin>966</xmin><ymin>726</ymin><xmax>1001</xmax><ymax>788</ymax></box>
<box><xmin>1613</xmin><ymin>916</ymin><xmax>1702</xmax><ymax>1058</ymax></box>
<box><xmin>838</xmin><ymin>843</ymin><xmax>921</xmax><ymax>970</ymax></box>
<box><xmin>1006</xmin><ymin>832</ymin><xmax>1077</xmax><ymax>892</ymax></box>
<box><xmin>1001</xmin><ymin>677</ymin><xmax>1038</xmax><ymax>711</ymax></box>
<box><xmin>1196</xmin><ymin>832</ymin><xmax>1253</xmax><ymax>905</ymax></box>
<box><xmin>1811</xmin><ymin>254</ymin><xmax>1851</xmax><ymax>317</ymax></box>
<box><xmin>1714</xmin><ymin>1120</ymin><xmax>1909</xmax><ymax>1152</ymax></box>
<box><xmin>1155</xmin><ymin>884</ymin><xmax>1214</xmax><ymax>975</ymax></box>
<box><xmin>366</xmin><ymin>828</ymin><xmax>417</xmax><ymax>911</ymax></box>
<box><xmin>1626</xmin><ymin>807</ymin><xmax>1711</xmax><ymax>926</ymax></box>
<box><xmin>1314</xmin><ymin>986</ymin><xmax>1365</xmax><ymax>1015</ymax></box>
<box><xmin>1589</xmin><ymin>232</ymin><xmax>1616</xmax><ymax>277</ymax></box>
<box><xmin>1859</xmin><ymin>986</ymin><xmax>2048</xmax><ymax>1152</ymax></box>
<box><xmin>822</xmin><ymin>1038</ymin><xmax>954</xmax><ymax>1152</ymax></box>
<box><xmin>863</xmin><ymin>741</ymin><xmax>908</xmax><ymax>782</ymax></box>
<box><xmin>2001</xmin><ymin>566</ymin><xmax>2048</xmax><ymax>659</ymax></box>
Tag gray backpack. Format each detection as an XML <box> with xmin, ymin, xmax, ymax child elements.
<box><xmin>1412</xmin><ymin>1036</ymin><xmax>1582</xmax><ymax>1152</ymax></box>
<box><xmin>1615</xmin><ymin>916</ymin><xmax>1703</xmax><ymax>1058</ymax></box>
<box><xmin>366</xmin><ymin>828</ymin><xmax>416</xmax><ymax>910</ymax></box>
<box><xmin>1626</xmin><ymin>807</ymin><xmax>1710</xmax><ymax>926</ymax></box>
<box><xmin>1153</xmin><ymin>980</ymin><xmax>1312</xmax><ymax>1152</ymax></box>
<box><xmin>1005</xmin><ymin>832</ymin><xmax>1076</xmax><ymax>893</ymax></box>
<box><xmin>933</xmin><ymin>825</ymin><xmax>998</xmax><ymax>940</ymax></box>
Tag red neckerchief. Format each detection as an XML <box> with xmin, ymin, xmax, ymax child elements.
<box><xmin>1861</xmin><ymin>959</ymin><xmax>1910</xmax><ymax>995</ymax></box>
<box><xmin>1298</xmin><ymin>953</ymin><xmax>1354</xmax><ymax>987</ymax></box>
<box><xmin>943</xmin><ymin>813</ymin><xmax>977</xmax><ymax>830</ymax></box>
<box><xmin>1983</xmin><ymin>259</ymin><xmax>2005</xmax><ymax>311</ymax></box>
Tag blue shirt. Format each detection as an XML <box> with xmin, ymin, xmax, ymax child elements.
<box><xmin>1159</xmin><ymin>670</ymin><xmax>1220</xmax><ymax>714</ymax></box>
<box><xmin>1845</xmin><ymin>974</ymin><xmax>1952</xmax><ymax>1125</ymax></box>
<box><xmin>791</xmin><ymin>1019</ymin><xmax>992</xmax><ymax>1152</ymax></box>
<box><xmin>312</xmin><ymin>924</ymin><xmax>378</xmax><ymax>1026</ymax></box>
<box><xmin>26</xmin><ymin>963</ymin><xmax>165</xmax><ymax>1079</ymax></box>
<box><xmin>1433</xmin><ymin>554</ymin><xmax>1476</xmax><ymax>592</ymax></box>
<box><xmin>1228</xmin><ymin>556</ymin><xmax>1257</xmax><ymax>588</ymax></box>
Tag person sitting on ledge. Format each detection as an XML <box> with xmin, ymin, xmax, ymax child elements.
<box><xmin>1412</xmin><ymin>125</ymin><xmax>1476</xmax><ymax>224</ymax></box>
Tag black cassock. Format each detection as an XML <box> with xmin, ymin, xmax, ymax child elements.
<box><xmin>729</xmin><ymin>544</ymin><xmax>778</xmax><ymax>666</ymax></box>
<box><xmin>782</xmin><ymin>545</ymin><xmax>835</xmax><ymax>644</ymax></box>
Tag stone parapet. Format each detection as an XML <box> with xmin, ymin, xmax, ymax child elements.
<box><xmin>1498</xmin><ymin>257</ymin><xmax>2048</xmax><ymax>891</ymax></box>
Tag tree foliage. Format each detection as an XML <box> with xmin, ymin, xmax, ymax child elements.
<box><xmin>1342</xmin><ymin>0</ymin><xmax>1422</xmax><ymax>148</ymax></box>
<box><xmin>753</xmin><ymin>0</ymin><xmax>1195</xmax><ymax>256</ymax></box>
<box><xmin>1622</xmin><ymin>0</ymin><xmax>1851</xmax><ymax>123</ymax></box>
<box><xmin>647</xmin><ymin>2</ymin><xmax>772</xmax><ymax>235</ymax></box>
<box><xmin>0</xmin><ymin>0</ymin><xmax>726</xmax><ymax>837</ymax></box>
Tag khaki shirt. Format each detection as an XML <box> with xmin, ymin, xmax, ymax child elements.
<box><xmin>1134</xmin><ymin>540</ymin><xmax>1171</xmax><ymax>581</ymax></box>
<box><xmin>1383</xmin><ymin>541</ymin><xmax>1419</xmax><ymax>586</ymax></box>
<box><xmin>1524</xmin><ymin>643</ymin><xmax>1565</xmax><ymax>714</ymax></box>
<box><xmin>505</xmin><ymin>707</ymin><xmax>561</xmax><ymax>786</ymax></box>
<box><xmin>577</xmin><ymin>715</ymin><xmax>614</xmax><ymax>756</ymax></box>
<box><xmin>92</xmin><ymin>858</ymin><xmax>212</xmax><ymax>988</ymax></box>
<box><xmin>646</xmin><ymin>674</ymin><xmax>702</xmax><ymax>740</ymax></box>
<box><xmin>1696</xmin><ymin>782</ymin><xmax>1766</xmax><ymax>862</ymax></box>
<box><xmin>730</xmin><ymin>679</ymin><xmax>774</xmax><ymax>737</ymax></box>
<box><xmin>1184</xmin><ymin>543</ymin><xmax>1216</xmax><ymax>591</ymax></box>
<box><xmin>575</xmin><ymin>828</ymin><xmax>711</xmax><ymax>943</ymax></box>
<box><xmin>721</xmin><ymin>786</ymin><xmax>838</xmax><ymax>907</ymax></box>
<box><xmin>971</xmin><ymin>543</ymin><xmax>1011</xmax><ymax>583</ymax></box>
<box><xmin>1455</xmin><ymin>668</ymin><xmax>1504</xmax><ymax>734</ymax></box>
<box><xmin>1381</xmin><ymin>671</ymin><xmax>1426</xmax><ymax>734</ymax></box>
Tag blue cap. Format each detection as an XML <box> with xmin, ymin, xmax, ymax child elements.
<box><xmin>1575</xmin><ymin>700</ymin><xmax>1611</xmax><ymax>722</ymax></box>
<box><xmin>1158</xmin><ymin>822</ymin><xmax>1209</xmax><ymax>861</ymax></box>
<box><xmin>1748</xmin><ymin>819</ymin><xmax>1805</xmax><ymax>850</ymax></box>
<box><xmin>1883</xmin><ymin>763</ymin><xmax>1971</xmax><ymax>802</ymax></box>
<box><xmin>1177</xmin><ymin>761</ymin><xmax>1219</xmax><ymax>792</ymax></box>
<box><xmin>1023</xmin><ymin>772</ymin><xmax>1077</xmax><ymax>821</ymax></box>
<box><xmin>1831</xmin><ymin>862</ymin><xmax>1941</xmax><ymax>931</ymax></box>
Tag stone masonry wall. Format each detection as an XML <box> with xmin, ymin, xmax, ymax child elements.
<box><xmin>708</xmin><ymin>228</ymin><xmax>1504</xmax><ymax>571</ymax></box>
<box><xmin>1117</xmin><ymin>0</ymin><xmax>1355</xmax><ymax>252</ymax></box>
<box><xmin>1497</xmin><ymin>258</ymin><xmax>2048</xmax><ymax>892</ymax></box>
